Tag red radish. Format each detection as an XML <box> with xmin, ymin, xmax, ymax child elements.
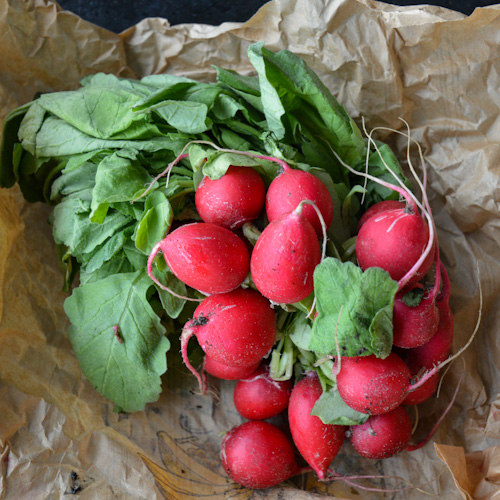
<box><xmin>288</xmin><ymin>374</ymin><xmax>345</xmax><ymax>479</ymax></box>
<box><xmin>221</xmin><ymin>420</ymin><xmax>299</xmax><ymax>489</ymax></box>
<box><xmin>356</xmin><ymin>207</ymin><xmax>435</xmax><ymax>284</ymax></box>
<box><xmin>348</xmin><ymin>406</ymin><xmax>413</xmax><ymax>459</ymax></box>
<box><xmin>403</xmin><ymin>267</ymin><xmax>454</xmax><ymax>375</ymax></box>
<box><xmin>203</xmin><ymin>356</ymin><xmax>260</xmax><ymax>381</ymax></box>
<box><xmin>399</xmin><ymin>299</ymin><xmax>453</xmax><ymax>405</ymax></box>
<box><xmin>250</xmin><ymin>204</ymin><xmax>321</xmax><ymax>304</ymax></box>
<box><xmin>195</xmin><ymin>165</ymin><xmax>266</xmax><ymax>229</ymax></box>
<box><xmin>149</xmin><ymin>222</ymin><xmax>250</xmax><ymax>295</ymax></box>
<box><xmin>392</xmin><ymin>283</ymin><xmax>439</xmax><ymax>349</ymax></box>
<box><xmin>233</xmin><ymin>363</ymin><xmax>293</xmax><ymax>420</ymax></box>
<box><xmin>233</xmin><ymin>228</ymin><xmax>255</xmax><ymax>254</ymax></box>
<box><xmin>266</xmin><ymin>166</ymin><xmax>333</xmax><ymax>236</ymax></box>
<box><xmin>336</xmin><ymin>353</ymin><xmax>411</xmax><ymax>415</ymax></box>
<box><xmin>402</xmin><ymin>370</ymin><xmax>439</xmax><ymax>405</ymax></box>
<box><xmin>181</xmin><ymin>287</ymin><xmax>276</xmax><ymax>391</ymax></box>
<box><xmin>357</xmin><ymin>200</ymin><xmax>406</xmax><ymax>231</ymax></box>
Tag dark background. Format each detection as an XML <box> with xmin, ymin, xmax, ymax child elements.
<box><xmin>57</xmin><ymin>0</ymin><xmax>497</xmax><ymax>33</ymax></box>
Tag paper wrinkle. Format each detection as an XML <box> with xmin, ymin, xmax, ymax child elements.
<box><xmin>1</xmin><ymin>0</ymin><xmax>500</xmax><ymax>498</ymax></box>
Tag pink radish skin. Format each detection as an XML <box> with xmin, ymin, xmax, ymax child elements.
<box><xmin>356</xmin><ymin>207</ymin><xmax>435</xmax><ymax>284</ymax></box>
<box><xmin>402</xmin><ymin>370</ymin><xmax>439</xmax><ymax>405</ymax></box>
<box><xmin>357</xmin><ymin>200</ymin><xmax>406</xmax><ymax>231</ymax></box>
<box><xmin>266</xmin><ymin>167</ymin><xmax>334</xmax><ymax>237</ymax></box>
<box><xmin>154</xmin><ymin>222</ymin><xmax>250</xmax><ymax>295</ymax></box>
<box><xmin>400</xmin><ymin>264</ymin><xmax>455</xmax><ymax>397</ymax></box>
<box><xmin>203</xmin><ymin>356</ymin><xmax>260</xmax><ymax>381</ymax></box>
<box><xmin>336</xmin><ymin>353</ymin><xmax>411</xmax><ymax>415</ymax></box>
<box><xmin>181</xmin><ymin>288</ymin><xmax>276</xmax><ymax>391</ymax></box>
<box><xmin>400</xmin><ymin>297</ymin><xmax>454</xmax><ymax>404</ymax></box>
<box><xmin>392</xmin><ymin>283</ymin><xmax>439</xmax><ymax>349</ymax></box>
<box><xmin>195</xmin><ymin>165</ymin><xmax>266</xmax><ymax>229</ymax></box>
<box><xmin>233</xmin><ymin>363</ymin><xmax>293</xmax><ymax>420</ymax></box>
<box><xmin>250</xmin><ymin>207</ymin><xmax>321</xmax><ymax>304</ymax></box>
<box><xmin>404</xmin><ymin>299</ymin><xmax>454</xmax><ymax>376</ymax></box>
<box><xmin>288</xmin><ymin>374</ymin><xmax>346</xmax><ymax>480</ymax></box>
<box><xmin>221</xmin><ymin>420</ymin><xmax>300</xmax><ymax>489</ymax></box>
<box><xmin>349</xmin><ymin>406</ymin><xmax>413</xmax><ymax>459</ymax></box>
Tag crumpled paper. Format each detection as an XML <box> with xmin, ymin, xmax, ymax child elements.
<box><xmin>0</xmin><ymin>0</ymin><xmax>499</xmax><ymax>498</ymax></box>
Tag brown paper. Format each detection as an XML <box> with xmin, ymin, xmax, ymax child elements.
<box><xmin>1</xmin><ymin>0</ymin><xmax>499</xmax><ymax>498</ymax></box>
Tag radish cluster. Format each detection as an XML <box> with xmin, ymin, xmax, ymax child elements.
<box><xmin>145</xmin><ymin>143</ymin><xmax>456</xmax><ymax>491</ymax></box>
<box><xmin>147</xmin><ymin>159</ymin><xmax>333</xmax><ymax>391</ymax></box>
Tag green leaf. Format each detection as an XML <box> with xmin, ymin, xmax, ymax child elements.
<box><xmin>80</xmin><ymin>228</ymin><xmax>130</xmax><ymax>274</ymax></box>
<box><xmin>247</xmin><ymin>43</ymin><xmax>287</xmax><ymax>139</ymax></box>
<box><xmin>154</xmin><ymin>101</ymin><xmax>211</xmax><ymax>134</ymax></box>
<box><xmin>56</xmin><ymin>244</ymin><xmax>80</xmax><ymax>292</ymax></box>
<box><xmin>359</xmin><ymin>141</ymin><xmax>413</xmax><ymax>205</ymax></box>
<box><xmin>37</xmin><ymin>85</ymin><xmax>159</xmax><ymax>140</ymax></box>
<box><xmin>247</xmin><ymin>42</ymin><xmax>366</xmax><ymax>169</ymax></box>
<box><xmin>51</xmin><ymin>197</ymin><xmax>132</xmax><ymax>260</ymax></box>
<box><xmin>152</xmin><ymin>266</ymin><xmax>187</xmax><ymax>320</ymax></box>
<box><xmin>90</xmin><ymin>150</ymin><xmax>153</xmax><ymax>223</ymax></box>
<box><xmin>33</xmin><ymin>116</ymin><xmax>185</xmax><ymax>158</ymax></box>
<box><xmin>287</xmin><ymin>312</ymin><xmax>313</xmax><ymax>351</ymax></box>
<box><xmin>63</xmin><ymin>150</ymin><xmax>110</xmax><ymax>173</ymax></box>
<box><xmin>0</xmin><ymin>101</ymin><xmax>32</xmax><ymax>187</ymax></box>
<box><xmin>211</xmin><ymin>93</ymin><xmax>246</xmax><ymax>121</ymax></box>
<box><xmin>134</xmin><ymin>191</ymin><xmax>173</xmax><ymax>255</ymax></box>
<box><xmin>17</xmin><ymin>101</ymin><xmax>46</xmax><ymax>156</ymax></box>
<box><xmin>64</xmin><ymin>271</ymin><xmax>170</xmax><ymax>412</ymax></box>
<box><xmin>215</xmin><ymin>66</ymin><xmax>264</xmax><ymax>114</ymax></box>
<box><xmin>139</xmin><ymin>73</ymin><xmax>197</xmax><ymax>89</ymax></box>
<box><xmin>80</xmin><ymin>73</ymin><xmax>156</xmax><ymax>97</ymax></box>
<box><xmin>309</xmin><ymin>258</ymin><xmax>398</xmax><ymax>358</ymax></box>
<box><xmin>123</xmin><ymin>240</ymin><xmax>149</xmax><ymax>270</ymax></box>
<box><xmin>203</xmin><ymin>151</ymin><xmax>262</xmax><ymax>180</ymax></box>
<box><xmin>50</xmin><ymin>161</ymin><xmax>97</xmax><ymax>202</ymax></box>
<box><xmin>402</xmin><ymin>286</ymin><xmax>424</xmax><ymax>307</ymax></box>
<box><xmin>79</xmin><ymin>251</ymin><xmax>136</xmax><ymax>285</ymax></box>
<box><xmin>311</xmin><ymin>388</ymin><xmax>369</xmax><ymax>426</ymax></box>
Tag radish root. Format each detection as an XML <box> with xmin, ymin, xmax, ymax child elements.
<box><xmin>147</xmin><ymin>241</ymin><xmax>203</xmax><ymax>302</ymax></box>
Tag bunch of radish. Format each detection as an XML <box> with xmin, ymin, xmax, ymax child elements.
<box><xmin>145</xmin><ymin>138</ymin><xmax>460</xmax><ymax>491</ymax></box>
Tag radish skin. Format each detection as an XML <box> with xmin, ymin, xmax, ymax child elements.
<box><xmin>203</xmin><ymin>356</ymin><xmax>261</xmax><ymax>381</ymax></box>
<box><xmin>153</xmin><ymin>222</ymin><xmax>250</xmax><ymax>295</ymax></box>
<box><xmin>233</xmin><ymin>363</ymin><xmax>293</xmax><ymax>420</ymax></box>
<box><xmin>336</xmin><ymin>353</ymin><xmax>411</xmax><ymax>415</ymax></box>
<box><xmin>288</xmin><ymin>374</ymin><xmax>346</xmax><ymax>479</ymax></box>
<box><xmin>221</xmin><ymin>421</ymin><xmax>300</xmax><ymax>489</ymax></box>
<box><xmin>356</xmin><ymin>207</ymin><xmax>435</xmax><ymax>284</ymax></box>
<box><xmin>266</xmin><ymin>166</ymin><xmax>334</xmax><ymax>236</ymax></box>
<box><xmin>250</xmin><ymin>205</ymin><xmax>321</xmax><ymax>304</ymax></box>
<box><xmin>392</xmin><ymin>283</ymin><xmax>439</xmax><ymax>349</ymax></box>
<box><xmin>349</xmin><ymin>406</ymin><xmax>413</xmax><ymax>459</ymax></box>
<box><xmin>357</xmin><ymin>200</ymin><xmax>405</xmax><ymax>231</ymax></box>
<box><xmin>181</xmin><ymin>288</ymin><xmax>276</xmax><ymax>392</ymax></box>
<box><xmin>195</xmin><ymin>165</ymin><xmax>266</xmax><ymax>229</ymax></box>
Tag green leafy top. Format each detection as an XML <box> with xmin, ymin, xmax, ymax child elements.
<box><xmin>0</xmin><ymin>43</ymin><xmax>410</xmax><ymax>412</ymax></box>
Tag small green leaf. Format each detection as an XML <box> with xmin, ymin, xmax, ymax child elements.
<box><xmin>154</xmin><ymin>101</ymin><xmax>211</xmax><ymax>134</ymax></box>
<box><xmin>64</xmin><ymin>271</ymin><xmax>170</xmax><ymax>412</ymax></box>
<box><xmin>0</xmin><ymin>102</ymin><xmax>32</xmax><ymax>188</ymax></box>
<box><xmin>309</xmin><ymin>258</ymin><xmax>398</xmax><ymax>358</ymax></box>
<box><xmin>402</xmin><ymin>287</ymin><xmax>424</xmax><ymax>307</ymax></box>
<box><xmin>203</xmin><ymin>151</ymin><xmax>262</xmax><ymax>180</ymax></box>
<box><xmin>311</xmin><ymin>388</ymin><xmax>369</xmax><ymax>426</ymax></box>
<box><xmin>134</xmin><ymin>191</ymin><xmax>173</xmax><ymax>255</ymax></box>
<box><xmin>51</xmin><ymin>197</ymin><xmax>131</xmax><ymax>260</ymax></box>
<box><xmin>90</xmin><ymin>151</ymin><xmax>153</xmax><ymax>223</ymax></box>
<box><xmin>37</xmin><ymin>85</ymin><xmax>156</xmax><ymax>139</ymax></box>
<box><xmin>152</xmin><ymin>266</ymin><xmax>187</xmax><ymax>320</ymax></box>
